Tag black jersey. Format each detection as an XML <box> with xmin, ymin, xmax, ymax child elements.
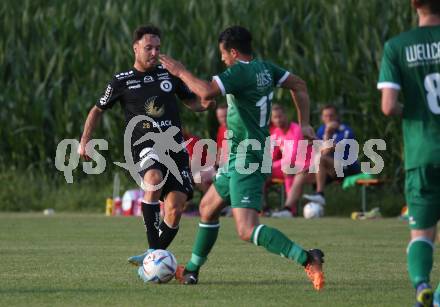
<box><xmin>96</xmin><ymin>65</ymin><xmax>196</xmax><ymax>146</ymax></box>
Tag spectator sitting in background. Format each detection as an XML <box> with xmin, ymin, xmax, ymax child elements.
<box><xmin>303</xmin><ymin>104</ymin><xmax>361</xmax><ymax>204</ymax></box>
<box><xmin>269</xmin><ymin>104</ymin><xmax>311</xmax><ymax>217</ymax></box>
<box><xmin>215</xmin><ymin>104</ymin><xmax>228</xmax><ymax>167</ymax></box>
<box><xmin>277</xmin><ymin>104</ymin><xmax>361</xmax><ymax>217</ymax></box>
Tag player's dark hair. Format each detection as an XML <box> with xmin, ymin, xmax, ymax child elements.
<box><xmin>218</xmin><ymin>26</ymin><xmax>253</xmax><ymax>55</ymax></box>
<box><xmin>132</xmin><ymin>25</ymin><xmax>161</xmax><ymax>44</ymax></box>
<box><xmin>415</xmin><ymin>0</ymin><xmax>440</xmax><ymax>14</ymax></box>
<box><xmin>216</xmin><ymin>103</ymin><xmax>227</xmax><ymax>110</ymax></box>
<box><xmin>320</xmin><ymin>104</ymin><xmax>338</xmax><ymax>114</ymax></box>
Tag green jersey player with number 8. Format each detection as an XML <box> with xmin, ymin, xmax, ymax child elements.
<box><xmin>378</xmin><ymin>1</ymin><xmax>440</xmax><ymax>306</ymax></box>
<box><xmin>160</xmin><ymin>25</ymin><xmax>325</xmax><ymax>290</ymax></box>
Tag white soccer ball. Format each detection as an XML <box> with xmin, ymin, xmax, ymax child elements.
<box><xmin>142</xmin><ymin>249</ymin><xmax>177</xmax><ymax>283</ymax></box>
<box><xmin>303</xmin><ymin>202</ymin><xmax>324</xmax><ymax>219</ymax></box>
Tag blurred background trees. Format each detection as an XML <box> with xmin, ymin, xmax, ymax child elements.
<box><xmin>0</xmin><ymin>0</ymin><xmax>412</xmax><ymax>212</ymax></box>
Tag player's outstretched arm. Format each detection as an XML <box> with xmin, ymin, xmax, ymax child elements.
<box><xmin>182</xmin><ymin>98</ymin><xmax>216</xmax><ymax>112</ymax></box>
<box><xmin>159</xmin><ymin>54</ymin><xmax>221</xmax><ymax>100</ymax></box>
<box><xmin>380</xmin><ymin>88</ymin><xmax>402</xmax><ymax>116</ymax></box>
<box><xmin>281</xmin><ymin>74</ymin><xmax>315</xmax><ymax>139</ymax></box>
<box><xmin>78</xmin><ymin>106</ymin><xmax>104</xmax><ymax>160</ymax></box>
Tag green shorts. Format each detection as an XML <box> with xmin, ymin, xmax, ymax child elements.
<box><xmin>213</xmin><ymin>154</ymin><xmax>269</xmax><ymax>211</ymax></box>
<box><xmin>405</xmin><ymin>165</ymin><xmax>440</xmax><ymax>230</ymax></box>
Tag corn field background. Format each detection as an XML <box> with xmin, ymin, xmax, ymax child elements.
<box><xmin>0</xmin><ymin>0</ymin><xmax>414</xmax><ymax>211</ymax></box>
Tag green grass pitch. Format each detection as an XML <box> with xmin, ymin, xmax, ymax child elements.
<box><xmin>0</xmin><ymin>213</ymin><xmax>435</xmax><ymax>306</ymax></box>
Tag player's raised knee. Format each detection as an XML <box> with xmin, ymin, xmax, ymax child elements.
<box><xmin>236</xmin><ymin>226</ymin><xmax>253</xmax><ymax>242</ymax></box>
<box><xmin>199</xmin><ymin>198</ymin><xmax>212</xmax><ymax>217</ymax></box>
<box><xmin>144</xmin><ymin>169</ymin><xmax>163</xmax><ymax>186</ymax></box>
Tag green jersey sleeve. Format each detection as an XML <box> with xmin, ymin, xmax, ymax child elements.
<box><xmin>213</xmin><ymin>64</ymin><xmax>246</xmax><ymax>96</ymax></box>
<box><xmin>265</xmin><ymin>61</ymin><xmax>290</xmax><ymax>87</ymax></box>
<box><xmin>377</xmin><ymin>41</ymin><xmax>402</xmax><ymax>90</ymax></box>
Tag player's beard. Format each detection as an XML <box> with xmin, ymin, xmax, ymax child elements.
<box><xmin>145</xmin><ymin>57</ymin><xmax>158</xmax><ymax>68</ymax></box>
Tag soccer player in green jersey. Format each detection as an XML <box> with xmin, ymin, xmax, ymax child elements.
<box><xmin>378</xmin><ymin>1</ymin><xmax>440</xmax><ymax>306</ymax></box>
<box><xmin>160</xmin><ymin>26</ymin><xmax>325</xmax><ymax>290</ymax></box>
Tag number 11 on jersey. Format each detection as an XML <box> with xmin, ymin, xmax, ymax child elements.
<box><xmin>256</xmin><ymin>91</ymin><xmax>274</xmax><ymax>127</ymax></box>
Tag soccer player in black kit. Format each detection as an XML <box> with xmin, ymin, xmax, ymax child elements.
<box><xmin>78</xmin><ymin>25</ymin><xmax>214</xmax><ymax>281</ymax></box>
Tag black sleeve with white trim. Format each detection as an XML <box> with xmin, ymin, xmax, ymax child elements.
<box><xmin>96</xmin><ymin>76</ymin><xmax>124</xmax><ymax>110</ymax></box>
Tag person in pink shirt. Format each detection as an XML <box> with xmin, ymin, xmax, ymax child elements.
<box><xmin>268</xmin><ymin>104</ymin><xmax>311</xmax><ymax>217</ymax></box>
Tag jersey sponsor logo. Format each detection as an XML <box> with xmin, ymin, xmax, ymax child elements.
<box><xmin>157</xmin><ymin>72</ymin><xmax>169</xmax><ymax>77</ymax></box>
<box><xmin>144</xmin><ymin>75</ymin><xmax>154</xmax><ymax>83</ymax></box>
<box><xmin>405</xmin><ymin>41</ymin><xmax>440</xmax><ymax>66</ymax></box>
<box><xmin>100</xmin><ymin>85</ymin><xmax>113</xmax><ymax>105</ymax></box>
<box><xmin>256</xmin><ymin>69</ymin><xmax>272</xmax><ymax>88</ymax></box>
<box><xmin>126</xmin><ymin>79</ymin><xmax>141</xmax><ymax>86</ymax></box>
<box><xmin>155</xmin><ymin>120</ymin><xmax>172</xmax><ymax>128</ymax></box>
<box><xmin>143</xmin><ymin>120</ymin><xmax>172</xmax><ymax>129</ymax></box>
<box><xmin>158</xmin><ymin>75</ymin><xmax>171</xmax><ymax>80</ymax></box>
<box><xmin>115</xmin><ymin>70</ymin><xmax>134</xmax><ymax>80</ymax></box>
<box><xmin>143</xmin><ymin>120</ymin><xmax>173</xmax><ymax>129</ymax></box>
<box><xmin>128</xmin><ymin>84</ymin><xmax>141</xmax><ymax>90</ymax></box>
<box><xmin>160</xmin><ymin>80</ymin><xmax>173</xmax><ymax>92</ymax></box>
<box><xmin>144</xmin><ymin>96</ymin><xmax>165</xmax><ymax>118</ymax></box>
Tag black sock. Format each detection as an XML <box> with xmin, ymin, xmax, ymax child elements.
<box><xmin>317</xmin><ymin>192</ymin><xmax>324</xmax><ymax>196</ymax></box>
<box><xmin>141</xmin><ymin>201</ymin><xmax>161</xmax><ymax>249</ymax></box>
<box><xmin>158</xmin><ymin>220</ymin><xmax>179</xmax><ymax>249</ymax></box>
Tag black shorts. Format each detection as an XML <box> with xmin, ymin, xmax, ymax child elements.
<box><xmin>132</xmin><ymin>146</ymin><xmax>194</xmax><ymax>201</ymax></box>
